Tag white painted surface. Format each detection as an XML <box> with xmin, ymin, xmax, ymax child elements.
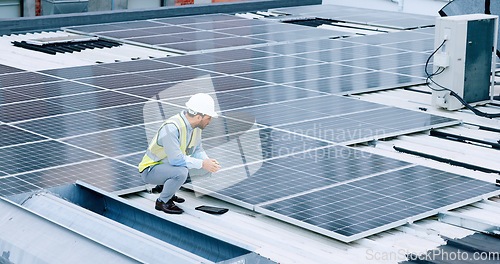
<box><xmin>322</xmin><ymin>0</ymin><xmax>449</xmax><ymax>16</ymax></box>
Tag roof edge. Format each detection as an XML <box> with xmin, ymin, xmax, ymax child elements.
<box><xmin>0</xmin><ymin>0</ymin><xmax>321</xmax><ymax>35</ymax></box>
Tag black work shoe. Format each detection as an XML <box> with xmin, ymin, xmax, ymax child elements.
<box><xmin>172</xmin><ymin>195</ymin><xmax>185</xmax><ymax>203</ymax></box>
<box><xmin>152</xmin><ymin>185</ymin><xmax>163</xmax><ymax>193</ymax></box>
<box><xmin>155</xmin><ymin>199</ymin><xmax>183</xmax><ymax>214</ymax></box>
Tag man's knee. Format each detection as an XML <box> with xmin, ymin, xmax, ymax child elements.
<box><xmin>173</xmin><ymin>167</ymin><xmax>189</xmax><ymax>182</ymax></box>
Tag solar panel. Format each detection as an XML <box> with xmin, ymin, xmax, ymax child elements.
<box><xmin>41</xmin><ymin>65</ymin><xmax>124</xmax><ymax>79</ymax></box>
<box><xmin>289</xmin><ymin>45</ymin><xmax>406</xmax><ymax>63</ymax></box>
<box><xmin>380</xmin><ymin>38</ymin><xmax>435</xmax><ymax>53</ymax></box>
<box><xmin>189</xmin><ymin>145</ymin><xmax>412</xmax><ymax>209</ymax></box>
<box><xmin>285</xmin><ymin>71</ymin><xmax>425</xmax><ymax>95</ymax></box>
<box><xmin>45</xmin><ymin>90</ymin><xmax>147</xmax><ymax>111</ymax></box>
<box><xmin>276</xmin><ymin>107</ymin><xmax>459</xmax><ymax>144</ymax></box>
<box><xmin>252</xmin><ymin>39</ymin><xmax>362</xmax><ymax>55</ymax></box>
<box><xmin>0</xmin><ymin>64</ymin><xmax>25</xmax><ymax>74</ymax></box>
<box><xmin>3</xmin><ymin>81</ymin><xmax>103</xmax><ymax>98</ymax></box>
<box><xmin>0</xmin><ymin>140</ymin><xmax>101</xmax><ymax>175</ymax></box>
<box><xmin>0</xmin><ymin>100</ymin><xmax>79</xmax><ymax>123</ymax></box>
<box><xmin>10</xmin><ymin>159</ymin><xmax>143</xmax><ymax>196</ymax></box>
<box><xmin>0</xmin><ymin>89</ymin><xmax>34</xmax><ymax>104</ymax></box>
<box><xmin>163</xmin><ymin>85</ymin><xmax>325</xmax><ymax>113</ymax></box>
<box><xmin>1</xmin><ymin>9</ymin><xmax>482</xmax><ymax>244</ymax></box>
<box><xmin>65</xmin><ymin>13</ymin><xmax>352</xmax><ymax>53</ymax></box>
<box><xmin>338</xmin><ymin>52</ymin><xmax>431</xmax><ymax>71</ymax></box>
<box><xmin>0</xmin><ymin>72</ymin><xmax>60</xmax><ymax>88</ymax></box>
<box><xmin>0</xmin><ymin>125</ymin><xmax>46</xmax><ymax>147</ymax></box>
<box><xmin>258</xmin><ymin>165</ymin><xmax>500</xmax><ymax>242</ymax></box>
<box><xmin>236</xmin><ymin>63</ymin><xmax>369</xmax><ymax>84</ymax></box>
<box><xmin>61</xmin><ymin>124</ymin><xmax>155</xmax><ymax>157</ymax></box>
<box><xmin>15</xmin><ymin>111</ymin><xmax>133</xmax><ymax>139</ymax></box>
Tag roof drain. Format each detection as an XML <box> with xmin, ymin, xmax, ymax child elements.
<box><xmin>12</xmin><ymin>35</ymin><xmax>121</xmax><ymax>55</ymax></box>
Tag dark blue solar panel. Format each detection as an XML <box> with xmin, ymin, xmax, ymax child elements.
<box><xmin>0</xmin><ymin>100</ymin><xmax>79</xmax><ymax>123</ymax></box>
<box><xmin>3</xmin><ymin>81</ymin><xmax>103</xmax><ymax>99</ymax></box>
<box><xmin>261</xmin><ymin>165</ymin><xmax>500</xmax><ymax>241</ymax></box>
<box><xmin>15</xmin><ymin>112</ymin><xmax>132</xmax><ymax>139</ymax></box>
<box><xmin>0</xmin><ymin>72</ymin><xmax>60</xmax><ymax>88</ymax></box>
<box><xmin>0</xmin><ymin>140</ymin><xmax>101</xmax><ymax>175</ymax></box>
<box><xmin>0</xmin><ymin>125</ymin><xmax>46</xmax><ymax>147</ymax></box>
<box><xmin>285</xmin><ymin>71</ymin><xmax>425</xmax><ymax>95</ymax></box>
<box><xmin>0</xmin><ymin>64</ymin><xmax>25</xmax><ymax>74</ymax></box>
<box><xmin>62</xmin><ymin>125</ymin><xmax>154</xmax><ymax>157</ymax></box>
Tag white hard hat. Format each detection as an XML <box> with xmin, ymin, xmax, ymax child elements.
<box><xmin>185</xmin><ymin>93</ymin><xmax>218</xmax><ymax>118</ymax></box>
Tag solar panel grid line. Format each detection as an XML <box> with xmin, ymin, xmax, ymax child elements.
<box><xmin>282</xmin><ymin>70</ymin><xmax>427</xmax><ymax>95</ymax></box>
<box><xmin>164</xmin><ymin>92</ymin><xmax>327</xmax><ymax>115</ymax></box>
<box><xmin>354</xmin><ymin>168</ymin><xmax>495</xmax><ymax>206</ymax></box>
<box><xmin>275</xmin><ymin>111</ymin><xmax>459</xmax><ymax>145</ymax></box>
<box><xmin>16</xmin><ymin>115</ymin><xmax>149</xmax><ymax>141</ymax></box>
<box><xmin>6</xmin><ymin>100</ymin><xmax>151</xmax><ymax>126</ymax></box>
<box><xmin>0</xmin><ymin>137</ymin><xmax>52</xmax><ymax>151</ymax></box>
<box><xmin>204</xmin><ymin>144</ymin><xmax>335</xmax><ymax>174</ymax></box>
<box><xmin>0</xmin><ymin>64</ymin><xmax>25</xmax><ymax>75</ymax></box>
<box><xmin>0</xmin><ymin>156</ymin><xmax>110</xmax><ymax>180</ymax></box>
<box><xmin>0</xmin><ymin>97</ymin><xmax>87</xmax><ymax>123</ymax></box>
<box><xmin>191</xmin><ymin>55</ymin><xmax>323</xmax><ymax>74</ymax></box>
<box><xmin>340</xmin><ymin>190</ymin><xmax>500</xmax><ymax>241</ymax></box>
<box><xmin>161</xmin><ymin>39</ymin><xmax>274</xmax><ymax>54</ymax></box>
<box><xmin>154</xmin><ymin>84</ymin><xmax>328</xmax><ymax>106</ymax></box>
<box><xmin>0</xmin><ymin>141</ymin><xmax>104</xmax><ymax>177</ymax></box>
<box><xmin>6</xmin><ymin>117</ymin><xmax>148</xmax><ymax>173</ymax></box>
<box><xmin>178</xmin><ymin>93</ymin><xmax>331</xmax><ymax>114</ymax></box>
<box><xmin>255</xmin><ymin>164</ymin><xmax>417</xmax><ymax>207</ymax></box>
<box><xmin>255</xmin><ymin>187</ymin><xmax>499</xmax><ymax>243</ymax></box>
<box><xmin>251</xmin><ymin>39</ymin><xmax>366</xmax><ymax>55</ymax></box>
<box><xmin>60</xmin><ymin>124</ymin><xmax>160</xmax><ymax>158</ymax></box>
<box><xmin>0</xmin><ymin>84</ymin><xmax>112</xmax><ymax>107</ymax></box>
<box><xmin>96</xmin><ymin>59</ymin><xmax>181</xmax><ymax>74</ymax></box>
<box><xmin>0</xmin><ymin>71</ymin><xmax>63</xmax><ymax>88</ymax></box>
<box><xmin>12</xmin><ymin>158</ymin><xmax>144</xmax><ymax>195</ymax></box>
<box><xmin>380</xmin><ymin>65</ymin><xmax>432</xmax><ymax>80</ymax></box>
<box><xmin>217</xmin><ymin>102</ymin><xmax>378</xmax><ymax>130</ymax></box>
<box><xmin>213</xmin><ymin>23</ymin><xmax>308</xmax><ymax>36</ymax></box>
<box><xmin>256</xmin><ymin>165</ymin><xmax>500</xmax><ymax>242</ymax></box>
<box><xmin>285</xmin><ymin>46</ymin><xmax>411</xmax><ymax>64</ymax></box>
<box><xmin>0</xmin><ymin>175</ymin><xmax>42</xmax><ymax>197</ymax></box>
<box><xmin>234</xmin><ymin>63</ymin><xmax>371</xmax><ymax>85</ymax></box>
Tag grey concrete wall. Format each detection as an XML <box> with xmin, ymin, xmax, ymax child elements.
<box><xmin>88</xmin><ymin>0</ymin><xmax>112</xmax><ymax>12</ymax></box>
<box><xmin>0</xmin><ymin>0</ymin><xmax>322</xmax><ymax>35</ymax></box>
<box><xmin>88</xmin><ymin>0</ymin><xmax>127</xmax><ymax>11</ymax></box>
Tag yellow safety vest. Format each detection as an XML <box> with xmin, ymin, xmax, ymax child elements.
<box><xmin>138</xmin><ymin>113</ymin><xmax>201</xmax><ymax>172</ymax></box>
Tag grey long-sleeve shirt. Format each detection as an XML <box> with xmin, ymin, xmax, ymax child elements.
<box><xmin>158</xmin><ymin>111</ymin><xmax>208</xmax><ymax>169</ymax></box>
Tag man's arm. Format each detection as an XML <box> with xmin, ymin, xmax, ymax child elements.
<box><xmin>159</xmin><ymin>124</ymin><xmax>203</xmax><ymax>169</ymax></box>
<box><xmin>192</xmin><ymin>142</ymin><xmax>208</xmax><ymax>160</ymax></box>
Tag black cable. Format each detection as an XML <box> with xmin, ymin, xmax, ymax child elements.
<box><xmin>425</xmin><ymin>40</ymin><xmax>500</xmax><ymax>118</ymax></box>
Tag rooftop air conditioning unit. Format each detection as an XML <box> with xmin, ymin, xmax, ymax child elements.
<box><xmin>431</xmin><ymin>14</ymin><xmax>498</xmax><ymax>110</ymax></box>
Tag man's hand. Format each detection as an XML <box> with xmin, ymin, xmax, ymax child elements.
<box><xmin>202</xmin><ymin>158</ymin><xmax>221</xmax><ymax>173</ymax></box>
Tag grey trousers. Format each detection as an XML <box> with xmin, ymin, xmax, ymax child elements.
<box><xmin>140</xmin><ymin>163</ymin><xmax>210</xmax><ymax>202</ymax></box>
<box><xmin>141</xmin><ymin>163</ymin><xmax>188</xmax><ymax>202</ymax></box>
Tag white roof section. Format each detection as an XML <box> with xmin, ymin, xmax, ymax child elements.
<box><xmin>0</xmin><ymin>30</ymin><xmax>174</xmax><ymax>71</ymax></box>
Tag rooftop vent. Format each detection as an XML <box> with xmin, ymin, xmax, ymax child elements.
<box><xmin>12</xmin><ymin>35</ymin><xmax>121</xmax><ymax>55</ymax></box>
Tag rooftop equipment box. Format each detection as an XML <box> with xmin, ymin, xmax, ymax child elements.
<box><xmin>432</xmin><ymin>14</ymin><xmax>498</xmax><ymax>110</ymax></box>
